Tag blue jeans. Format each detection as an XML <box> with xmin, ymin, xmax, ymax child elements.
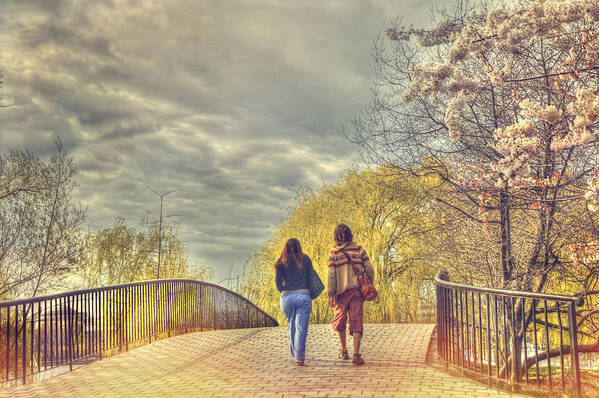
<box><xmin>280</xmin><ymin>293</ymin><xmax>312</xmax><ymax>361</ymax></box>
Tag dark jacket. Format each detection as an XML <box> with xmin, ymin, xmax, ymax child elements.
<box><xmin>275</xmin><ymin>255</ymin><xmax>313</xmax><ymax>292</ymax></box>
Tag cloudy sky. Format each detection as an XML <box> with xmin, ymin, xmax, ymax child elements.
<box><xmin>0</xmin><ymin>0</ymin><xmax>447</xmax><ymax>282</ymax></box>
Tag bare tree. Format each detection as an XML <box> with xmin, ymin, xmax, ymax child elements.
<box><xmin>0</xmin><ymin>140</ymin><xmax>86</xmax><ymax>298</ymax></box>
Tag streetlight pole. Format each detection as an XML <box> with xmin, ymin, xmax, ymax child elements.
<box><xmin>146</xmin><ymin>185</ymin><xmax>177</xmax><ymax>279</ymax></box>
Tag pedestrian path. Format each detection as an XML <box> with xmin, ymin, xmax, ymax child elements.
<box><xmin>1</xmin><ymin>324</ymin><xmax>528</xmax><ymax>397</ymax></box>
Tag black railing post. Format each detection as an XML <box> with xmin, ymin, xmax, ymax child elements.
<box><xmin>21</xmin><ymin>304</ymin><xmax>26</xmax><ymax>385</ymax></box>
<box><xmin>436</xmin><ymin>270</ymin><xmax>450</xmax><ymax>366</ymax></box>
<box><xmin>167</xmin><ymin>284</ymin><xmax>171</xmax><ymax>338</ymax></box>
<box><xmin>124</xmin><ymin>287</ymin><xmax>129</xmax><ymax>352</ymax></box>
<box><xmin>567</xmin><ymin>301</ymin><xmax>582</xmax><ymax>398</ymax></box>
<box><xmin>5</xmin><ymin>308</ymin><xmax>9</xmax><ymax>382</ymax></box>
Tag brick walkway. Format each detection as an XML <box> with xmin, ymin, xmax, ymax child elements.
<box><xmin>1</xmin><ymin>324</ymin><xmax>527</xmax><ymax>397</ymax></box>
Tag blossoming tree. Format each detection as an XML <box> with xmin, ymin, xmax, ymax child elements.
<box><xmin>353</xmin><ymin>0</ymin><xmax>599</xmax><ymax>379</ymax></box>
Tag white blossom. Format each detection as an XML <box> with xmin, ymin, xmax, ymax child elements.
<box><xmin>519</xmin><ymin>99</ymin><xmax>562</xmax><ymax>124</ymax></box>
<box><xmin>551</xmin><ymin>88</ymin><xmax>599</xmax><ymax>151</ymax></box>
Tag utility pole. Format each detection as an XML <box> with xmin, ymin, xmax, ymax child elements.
<box><xmin>146</xmin><ymin>185</ymin><xmax>177</xmax><ymax>279</ymax></box>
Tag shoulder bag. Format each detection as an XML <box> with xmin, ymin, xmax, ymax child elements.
<box><xmin>306</xmin><ymin>258</ymin><xmax>325</xmax><ymax>300</ymax></box>
<box><xmin>340</xmin><ymin>248</ymin><xmax>378</xmax><ymax>301</ymax></box>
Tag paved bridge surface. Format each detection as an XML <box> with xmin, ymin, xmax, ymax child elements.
<box><xmin>2</xmin><ymin>324</ymin><xmax>526</xmax><ymax>397</ymax></box>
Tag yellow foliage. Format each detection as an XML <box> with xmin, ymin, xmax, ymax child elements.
<box><xmin>242</xmin><ymin>167</ymin><xmax>445</xmax><ymax>325</ymax></box>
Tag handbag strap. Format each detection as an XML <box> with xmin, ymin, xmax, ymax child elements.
<box><xmin>339</xmin><ymin>248</ymin><xmax>364</xmax><ymax>278</ymax></box>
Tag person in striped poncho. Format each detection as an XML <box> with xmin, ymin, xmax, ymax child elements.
<box><xmin>327</xmin><ymin>224</ymin><xmax>375</xmax><ymax>366</ymax></box>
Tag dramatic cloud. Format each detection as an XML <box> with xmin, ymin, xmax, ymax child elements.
<box><xmin>0</xmin><ymin>0</ymin><xmax>447</xmax><ymax>281</ymax></box>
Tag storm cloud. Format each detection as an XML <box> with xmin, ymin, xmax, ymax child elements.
<box><xmin>0</xmin><ymin>0</ymin><xmax>447</xmax><ymax>281</ymax></box>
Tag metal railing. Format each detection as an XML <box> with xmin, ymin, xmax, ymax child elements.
<box><xmin>435</xmin><ymin>270</ymin><xmax>584</xmax><ymax>397</ymax></box>
<box><xmin>0</xmin><ymin>279</ymin><xmax>278</xmax><ymax>385</ymax></box>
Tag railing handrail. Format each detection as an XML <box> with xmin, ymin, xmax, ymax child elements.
<box><xmin>434</xmin><ymin>270</ymin><xmax>584</xmax><ymax>397</ymax></box>
<box><xmin>0</xmin><ymin>279</ymin><xmax>276</xmax><ymax>326</ymax></box>
<box><xmin>1</xmin><ymin>278</ymin><xmax>278</xmax><ymax>386</ymax></box>
<box><xmin>434</xmin><ymin>274</ymin><xmax>583</xmax><ymax>305</ymax></box>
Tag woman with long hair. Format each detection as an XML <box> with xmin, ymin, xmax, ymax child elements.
<box><xmin>275</xmin><ymin>238</ymin><xmax>314</xmax><ymax>366</ymax></box>
<box><xmin>327</xmin><ymin>224</ymin><xmax>375</xmax><ymax>365</ymax></box>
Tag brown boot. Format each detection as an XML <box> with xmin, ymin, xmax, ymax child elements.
<box><xmin>352</xmin><ymin>353</ymin><xmax>365</xmax><ymax>366</ymax></box>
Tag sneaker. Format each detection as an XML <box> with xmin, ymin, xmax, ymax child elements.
<box><xmin>296</xmin><ymin>360</ymin><xmax>305</xmax><ymax>366</ymax></box>
<box><xmin>352</xmin><ymin>353</ymin><xmax>365</xmax><ymax>366</ymax></box>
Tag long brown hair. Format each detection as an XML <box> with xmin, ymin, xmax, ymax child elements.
<box><xmin>275</xmin><ymin>238</ymin><xmax>305</xmax><ymax>269</ymax></box>
<box><xmin>334</xmin><ymin>223</ymin><xmax>353</xmax><ymax>245</ymax></box>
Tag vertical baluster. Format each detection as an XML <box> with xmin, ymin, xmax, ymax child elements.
<box><xmin>471</xmin><ymin>292</ymin><xmax>477</xmax><ymax>372</ymax></box>
<box><xmin>436</xmin><ymin>286</ymin><xmax>441</xmax><ymax>361</ymax></box>
<box><xmin>213</xmin><ymin>288</ymin><xmax>217</xmax><ymax>330</ymax></box>
<box><xmin>447</xmin><ymin>289</ymin><xmax>452</xmax><ymax>364</ymax></box>
<box><xmin>14</xmin><ymin>305</ymin><xmax>19</xmax><ymax>381</ymax></box>
<box><xmin>5</xmin><ymin>307</ymin><xmax>10</xmax><ymax>381</ymax></box>
<box><xmin>74</xmin><ymin>295</ymin><xmax>79</xmax><ymax>361</ymax></box>
<box><xmin>167</xmin><ymin>282</ymin><xmax>171</xmax><ymax>332</ymax></box>
<box><xmin>159</xmin><ymin>282</ymin><xmax>163</xmax><ymax>335</ymax></box>
<box><xmin>101</xmin><ymin>290</ymin><xmax>105</xmax><ymax>352</ymax></box>
<box><xmin>50</xmin><ymin>299</ymin><xmax>54</xmax><ymax>368</ymax></box>
<box><xmin>118</xmin><ymin>288</ymin><xmax>123</xmax><ymax>351</ymax></box>
<box><xmin>502</xmin><ymin>296</ymin><xmax>509</xmax><ymax>380</ymax></box>
<box><xmin>440</xmin><ymin>287</ymin><xmax>446</xmax><ymax>363</ymax></box>
<box><xmin>22</xmin><ymin>303</ymin><xmax>27</xmax><ymax>384</ymax></box>
<box><xmin>158</xmin><ymin>282</ymin><xmax>162</xmax><ymax>337</ymax></box>
<box><xmin>162</xmin><ymin>282</ymin><xmax>166</xmax><ymax>335</ymax></box>
<box><xmin>93</xmin><ymin>291</ymin><xmax>96</xmax><ymax>358</ymax></box>
<box><xmin>167</xmin><ymin>283</ymin><xmax>172</xmax><ymax>337</ymax></box>
<box><xmin>494</xmin><ymin>296</ymin><xmax>500</xmax><ymax>379</ymax></box>
<box><xmin>523</xmin><ymin>298</ymin><xmax>528</xmax><ymax>385</ymax></box>
<box><xmin>200</xmin><ymin>285</ymin><xmax>204</xmax><ymax>332</ymax></box>
<box><xmin>146</xmin><ymin>283</ymin><xmax>150</xmax><ymax>340</ymax></box>
<box><xmin>510</xmin><ymin>297</ymin><xmax>518</xmax><ymax>383</ymax></box>
<box><xmin>113</xmin><ymin>289</ymin><xmax>117</xmax><ymax>350</ymax></box>
<box><xmin>152</xmin><ymin>283</ymin><xmax>157</xmax><ymax>340</ymax></box>
<box><xmin>440</xmin><ymin>288</ymin><xmax>446</xmax><ymax>363</ymax></box>
<box><xmin>567</xmin><ymin>301</ymin><xmax>581</xmax><ymax>397</ymax></box>
<box><xmin>478</xmin><ymin>292</ymin><xmax>483</xmax><ymax>373</ymax></box>
<box><xmin>452</xmin><ymin>288</ymin><xmax>457</xmax><ymax>365</ymax></box>
<box><xmin>147</xmin><ymin>284</ymin><xmax>152</xmax><ymax>342</ymax></box>
<box><xmin>453</xmin><ymin>289</ymin><xmax>458</xmax><ymax>366</ymax></box>
<box><xmin>97</xmin><ymin>290</ymin><xmax>101</xmax><ymax>359</ymax></box>
<box><xmin>87</xmin><ymin>292</ymin><xmax>91</xmax><ymax>358</ymax></box>
<box><xmin>175</xmin><ymin>282</ymin><xmax>179</xmax><ymax>332</ymax></box>
<box><xmin>185</xmin><ymin>283</ymin><xmax>189</xmax><ymax>333</ymax></box>
<box><xmin>193</xmin><ymin>283</ymin><xmax>197</xmax><ymax>330</ymax></box>
<box><xmin>460</xmin><ymin>291</ymin><xmax>470</xmax><ymax>369</ymax></box>
<box><xmin>60</xmin><ymin>297</ymin><xmax>66</xmax><ymax>365</ymax></box>
<box><xmin>124</xmin><ymin>287</ymin><xmax>128</xmax><ymax>351</ymax></box>
<box><xmin>68</xmin><ymin>296</ymin><xmax>73</xmax><ymax>372</ymax></box>
<box><xmin>486</xmin><ymin>294</ymin><xmax>492</xmax><ymax>379</ymax></box>
<box><xmin>556</xmin><ymin>302</ymin><xmax>565</xmax><ymax>391</ymax></box>
<box><xmin>115</xmin><ymin>288</ymin><xmax>119</xmax><ymax>350</ymax></box>
<box><xmin>533</xmin><ymin>299</ymin><xmax>540</xmax><ymax>387</ymax></box>
<box><xmin>44</xmin><ymin>301</ymin><xmax>48</xmax><ymax>371</ymax></box>
<box><xmin>543</xmin><ymin>300</ymin><xmax>552</xmax><ymax>389</ymax></box>
<box><xmin>105</xmin><ymin>289</ymin><xmax>109</xmax><ymax>355</ymax></box>
<box><xmin>139</xmin><ymin>285</ymin><xmax>143</xmax><ymax>341</ymax></box>
<box><xmin>30</xmin><ymin>303</ymin><xmax>35</xmax><ymax>376</ymax></box>
<box><xmin>135</xmin><ymin>285</ymin><xmax>139</xmax><ymax>342</ymax></box>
